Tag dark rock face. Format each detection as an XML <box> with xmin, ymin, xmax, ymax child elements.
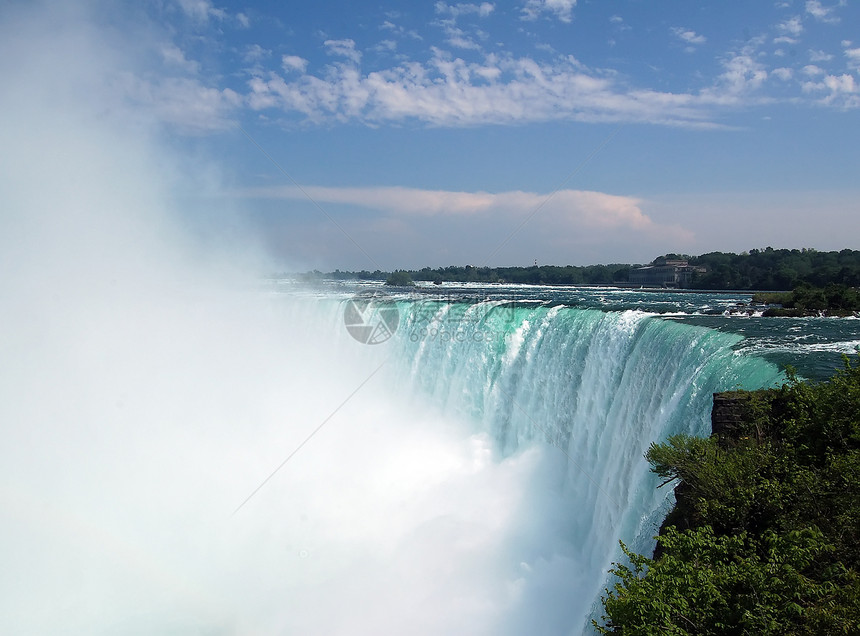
<box><xmin>654</xmin><ymin>391</ymin><xmax>755</xmax><ymax>558</ymax></box>
<box><xmin>711</xmin><ymin>392</ymin><xmax>753</xmax><ymax>443</ymax></box>
<box><xmin>653</xmin><ymin>480</ymin><xmax>693</xmax><ymax>560</ymax></box>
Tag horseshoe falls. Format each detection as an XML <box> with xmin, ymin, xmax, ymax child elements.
<box><xmin>3</xmin><ymin>272</ymin><xmax>793</xmax><ymax>636</ymax></box>
<box><xmin>382</xmin><ymin>298</ymin><xmax>784</xmax><ymax>633</ymax></box>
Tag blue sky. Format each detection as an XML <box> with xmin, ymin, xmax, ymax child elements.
<box><xmin>8</xmin><ymin>0</ymin><xmax>860</xmax><ymax>269</ymax></box>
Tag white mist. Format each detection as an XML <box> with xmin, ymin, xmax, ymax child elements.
<box><xmin>0</xmin><ymin>4</ymin><xmax>589</xmax><ymax>635</ymax></box>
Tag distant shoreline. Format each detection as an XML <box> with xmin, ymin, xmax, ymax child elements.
<box><xmin>273</xmin><ymin>276</ymin><xmax>785</xmax><ymax>295</ymax></box>
<box><xmin>277</xmin><ymin>248</ymin><xmax>860</xmax><ymax>292</ymax></box>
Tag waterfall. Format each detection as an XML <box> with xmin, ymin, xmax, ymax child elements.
<box><xmin>0</xmin><ymin>290</ymin><xmax>783</xmax><ymax>635</ymax></box>
<box><xmin>381</xmin><ymin>298</ymin><xmax>783</xmax><ymax>630</ymax></box>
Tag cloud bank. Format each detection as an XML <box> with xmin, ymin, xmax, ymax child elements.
<box><xmin>47</xmin><ymin>0</ymin><xmax>857</xmax><ymax>135</ymax></box>
<box><xmin>247</xmin><ymin>184</ymin><xmax>651</xmax><ymax>228</ymax></box>
<box><xmin>240</xmin><ymin>184</ymin><xmax>693</xmax><ymax>268</ymax></box>
<box><xmin>245</xmin><ymin>50</ymin><xmax>729</xmax><ymax>128</ymax></box>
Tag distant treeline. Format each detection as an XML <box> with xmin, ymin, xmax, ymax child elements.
<box><xmin>301</xmin><ymin>263</ymin><xmax>632</xmax><ymax>285</ymax></box>
<box><xmin>752</xmin><ymin>283</ymin><xmax>860</xmax><ymax>316</ymax></box>
<box><xmin>686</xmin><ymin>248</ymin><xmax>860</xmax><ymax>290</ymax></box>
<box><xmin>290</xmin><ymin>248</ymin><xmax>860</xmax><ymax>290</ymax></box>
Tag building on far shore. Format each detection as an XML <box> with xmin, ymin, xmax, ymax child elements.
<box><xmin>628</xmin><ymin>259</ymin><xmax>706</xmax><ymax>288</ymax></box>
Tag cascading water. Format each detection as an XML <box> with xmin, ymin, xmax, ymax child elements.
<box><xmin>373</xmin><ymin>297</ymin><xmax>785</xmax><ymax>631</ymax></box>
<box><xmin>2</xmin><ymin>2</ymin><xmax>853</xmax><ymax>633</ymax></box>
<box><xmin>0</xmin><ymin>277</ymin><xmax>788</xmax><ymax>636</ymax></box>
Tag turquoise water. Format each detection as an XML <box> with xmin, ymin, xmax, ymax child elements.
<box><xmin>280</xmin><ymin>279</ymin><xmax>860</xmax><ymax>381</ymax></box>
<box><xmin>382</xmin><ymin>293</ymin><xmax>788</xmax><ymax>629</ymax></box>
<box><xmin>262</xmin><ymin>280</ymin><xmax>856</xmax><ymax>632</ymax></box>
<box><xmin>12</xmin><ymin>276</ymin><xmax>846</xmax><ymax>634</ymax></box>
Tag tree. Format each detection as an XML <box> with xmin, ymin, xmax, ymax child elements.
<box><xmin>385</xmin><ymin>270</ymin><xmax>415</xmax><ymax>286</ymax></box>
<box><xmin>596</xmin><ymin>358</ymin><xmax>860</xmax><ymax>634</ymax></box>
<box><xmin>598</xmin><ymin>527</ymin><xmax>857</xmax><ymax>635</ymax></box>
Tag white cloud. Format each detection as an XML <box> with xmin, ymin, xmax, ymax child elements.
<box><xmin>243</xmin><ymin>44</ymin><xmax>271</xmax><ymax>63</ymax></box>
<box><xmin>777</xmin><ymin>16</ymin><xmax>804</xmax><ymax>36</ymax></box>
<box><xmin>118</xmin><ymin>74</ymin><xmax>242</xmax><ymax>132</ymax></box>
<box><xmin>176</xmin><ymin>0</ymin><xmax>227</xmax><ymax>22</ymax></box>
<box><xmin>1</xmin><ymin>4</ymin><xmax>243</xmax><ymax>136</ymax></box>
<box><xmin>805</xmin><ymin>0</ymin><xmax>839</xmax><ymax>23</ymax></box>
<box><xmin>324</xmin><ymin>39</ymin><xmax>362</xmax><ymax>64</ymax></box>
<box><xmin>176</xmin><ymin>0</ymin><xmax>247</xmax><ymax>29</ymax></box>
<box><xmin>773</xmin><ymin>36</ymin><xmax>798</xmax><ymax>44</ymax></box>
<box><xmin>154</xmin><ymin>3</ymin><xmax>860</xmax><ymax>135</ymax></box>
<box><xmin>801</xmin><ymin>73</ymin><xmax>858</xmax><ymax>107</ymax></box>
<box><xmin>433</xmin><ymin>4</ymin><xmax>491</xmax><ymax>51</ymax></box>
<box><xmin>282</xmin><ymin>55</ymin><xmax>309</xmax><ymax>73</ymax></box>
<box><xmin>240</xmin><ymin>185</ymin><xmax>695</xmax><ymax>264</ymax></box>
<box><xmin>823</xmin><ymin>73</ymin><xmax>855</xmax><ymax>94</ymax></box>
<box><xmin>380</xmin><ymin>20</ymin><xmax>423</xmax><ymax>40</ymax></box>
<box><xmin>809</xmin><ymin>49</ymin><xmax>834</xmax><ymax>62</ymax></box>
<box><xmin>772</xmin><ymin>67</ymin><xmax>793</xmax><ymax>81</ymax></box>
<box><xmin>702</xmin><ymin>51</ymin><xmax>768</xmax><ymax>103</ymax></box>
<box><xmin>820</xmin><ymin>73</ymin><xmax>859</xmax><ymax>106</ymax></box>
<box><xmin>160</xmin><ymin>43</ymin><xmax>199</xmax><ymax>73</ymax></box>
<box><xmin>671</xmin><ymin>27</ymin><xmax>706</xmax><ymax>46</ymax></box>
<box><xmin>374</xmin><ymin>39</ymin><xmax>398</xmax><ymax>53</ymax></box>
<box><xmin>845</xmin><ymin>48</ymin><xmax>860</xmax><ymax>70</ymax></box>
<box><xmin>435</xmin><ymin>2</ymin><xmax>495</xmax><ymax>18</ymax></box>
<box><xmin>245</xmin><ymin>50</ymin><xmax>724</xmax><ymax>128</ymax></box>
<box><xmin>521</xmin><ymin>0</ymin><xmax>577</xmax><ymax>23</ymax></box>
<box><xmin>444</xmin><ymin>26</ymin><xmax>482</xmax><ymax>50</ymax></box>
<box><xmin>243</xmin><ymin>184</ymin><xmax>663</xmax><ymax>233</ymax></box>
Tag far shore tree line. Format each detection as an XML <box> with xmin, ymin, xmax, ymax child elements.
<box><xmin>285</xmin><ymin>248</ymin><xmax>860</xmax><ymax>299</ymax></box>
<box><xmin>752</xmin><ymin>284</ymin><xmax>860</xmax><ymax>316</ymax></box>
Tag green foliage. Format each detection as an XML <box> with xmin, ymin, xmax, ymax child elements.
<box><xmin>751</xmin><ymin>291</ymin><xmax>792</xmax><ymax>305</ymax></box>
<box><xmin>384</xmin><ymin>270</ymin><xmax>415</xmax><ymax>286</ymax></box>
<box><xmin>296</xmin><ymin>248</ymin><xmax>860</xmax><ymax>291</ymax></box>
<box><xmin>688</xmin><ymin>248</ymin><xmax>860</xmax><ymax>291</ymax></box>
<box><xmin>598</xmin><ymin>528</ymin><xmax>859</xmax><ymax>635</ymax></box>
<box><xmin>598</xmin><ymin>358</ymin><xmax>860</xmax><ymax>634</ymax></box>
<box><xmin>399</xmin><ymin>263</ymin><xmax>632</xmax><ymax>285</ymax></box>
<box><xmin>754</xmin><ymin>283</ymin><xmax>860</xmax><ymax>315</ymax></box>
<box><xmin>824</xmin><ymin>283</ymin><xmax>860</xmax><ymax>310</ymax></box>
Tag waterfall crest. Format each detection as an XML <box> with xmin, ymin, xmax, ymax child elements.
<box><xmin>382</xmin><ymin>299</ymin><xmax>783</xmax><ymax>629</ymax></box>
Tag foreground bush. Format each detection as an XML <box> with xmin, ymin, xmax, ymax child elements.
<box><xmin>596</xmin><ymin>358</ymin><xmax>860</xmax><ymax>635</ymax></box>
